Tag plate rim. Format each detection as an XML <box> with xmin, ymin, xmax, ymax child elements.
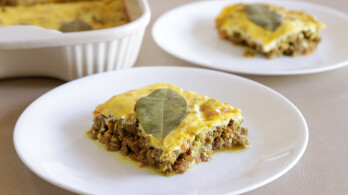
<box><xmin>13</xmin><ymin>66</ymin><xmax>309</xmax><ymax>194</ymax></box>
<box><xmin>152</xmin><ymin>0</ymin><xmax>348</xmax><ymax>76</ymax></box>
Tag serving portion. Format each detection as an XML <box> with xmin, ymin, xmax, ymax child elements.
<box><xmin>216</xmin><ymin>3</ymin><xmax>325</xmax><ymax>58</ymax></box>
<box><xmin>152</xmin><ymin>0</ymin><xmax>348</xmax><ymax>75</ymax></box>
<box><xmin>14</xmin><ymin>67</ymin><xmax>308</xmax><ymax>194</ymax></box>
<box><xmin>88</xmin><ymin>83</ymin><xmax>249</xmax><ymax>175</ymax></box>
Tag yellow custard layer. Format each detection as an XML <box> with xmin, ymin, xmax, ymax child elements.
<box><xmin>0</xmin><ymin>0</ymin><xmax>128</xmax><ymax>31</ymax></box>
<box><xmin>94</xmin><ymin>83</ymin><xmax>243</xmax><ymax>159</ymax></box>
<box><xmin>216</xmin><ymin>3</ymin><xmax>325</xmax><ymax>51</ymax></box>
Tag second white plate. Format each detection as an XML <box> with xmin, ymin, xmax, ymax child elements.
<box><xmin>14</xmin><ymin>67</ymin><xmax>308</xmax><ymax>194</ymax></box>
<box><xmin>152</xmin><ymin>0</ymin><xmax>348</xmax><ymax>75</ymax></box>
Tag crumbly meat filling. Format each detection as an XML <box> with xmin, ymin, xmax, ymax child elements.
<box><xmin>220</xmin><ymin>30</ymin><xmax>321</xmax><ymax>58</ymax></box>
<box><xmin>88</xmin><ymin>114</ymin><xmax>249</xmax><ymax>174</ymax></box>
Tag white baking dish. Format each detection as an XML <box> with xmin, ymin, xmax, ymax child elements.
<box><xmin>0</xmin><ymin>0</ymin><xmax>150</xmax><ymax>81</ymax></box>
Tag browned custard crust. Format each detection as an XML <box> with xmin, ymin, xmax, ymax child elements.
<box><xmin>87</xmin><ymin>83</ymin><xmax>249</xmax><ymax>175</ymax></box>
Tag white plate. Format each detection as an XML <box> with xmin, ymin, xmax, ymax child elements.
<box><xmin>14</xmin><ymin>67</ymin><xmax>308</xmax><ymax>194</ymax></box>
<box><xmin>152</xmin><ymin>0</ymin><xmax>348</xmax><ymax>75</ymax></box>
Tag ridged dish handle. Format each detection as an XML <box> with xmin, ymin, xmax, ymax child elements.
<box><xmin>0</xmin><ymin>26</ymin><xmax>62</xmax><ymax>50</ymax></box>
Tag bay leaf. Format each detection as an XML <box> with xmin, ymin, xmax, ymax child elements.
<box><xmin>135</xmin><ymin>88</ymin><xmax>187</xmax><ymax>142</ymax></box>
<box><xmin>59</xmin><ymin>19</ymin><xmax>92</xmax><ymax>32</ymax></box>
<box><xmin>246</xmin><ymin>4</ymin><xmax>283</xmax><ymax>32</ymax></box>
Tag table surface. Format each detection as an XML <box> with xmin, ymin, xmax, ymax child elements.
<box><xmin>1</xmin><ymin>0</ymin><xmax>347</xmax><ymax>194</ymax></box>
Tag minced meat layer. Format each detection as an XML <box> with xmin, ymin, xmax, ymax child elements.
<box><xmin>88</xmin><ymin>114</ymin><xmax>249</xmax><ymax>175</ymax></box>
<box><xmin>220</xmin><ymin>30</ymin><xmax>321</xmax><ymax>58</ymax></box>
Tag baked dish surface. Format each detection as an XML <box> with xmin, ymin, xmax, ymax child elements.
<box><xmin>87</xmin><ymin>83</ymin><xmax>249</xmax><ymax>175</ymax></box>
<box><xmin>0</xmin><ymin>0</ymin><xmax>129</xmax><ymax>32</ymax></box>
<box><xmin>215</xmin><ymin>3</ymin><xmax>325</xmax><ymax>58</ymax></box>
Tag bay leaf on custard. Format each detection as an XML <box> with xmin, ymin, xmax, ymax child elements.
<box><xmin>246</xmin><ymin>4</ymin><xmax>283</xmax><ymax>31</ymax></box>
<box><xmin>59</xmin><ymin>19</ymin><xmax>92</xmax><ymax>32</ymax></box>
<box><xmin>135</xmin><ymin>88</ymin><xmax>187</xmax><ymax>142</ymax></box>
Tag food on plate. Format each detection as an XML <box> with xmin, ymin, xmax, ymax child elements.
<box><xmin>215</xmin><ymin>3</ymin><xmax>325</xmax><ymax>58</ymax></box>
<box><xmin>87</xmin><ymin>83</ymin><xmax>249</xmax><ymax>175</ymax></box>
<box><xmin>0</xmin><ymin>0</ymin><xmax>129</xmax><ymax>32</ymax></box>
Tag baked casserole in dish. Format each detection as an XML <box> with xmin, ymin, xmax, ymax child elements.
<box><xmin>0</xmin><ymin>0</ymin><xmax>129</xmax><ymax>32</ymax></box>
<box><xmin>0</xmin><ymin>0</ymin><xmax>150</xmax><ymax>80</ymax></box>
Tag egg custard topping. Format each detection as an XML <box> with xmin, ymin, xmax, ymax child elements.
<box><xmin>216</xmin><ymin>3</ymin><xmax>325</xmax><ymax>58</ymax></box>
<box><xmin>88</xmin><ymin>83</ymin><xmax>249</xmax><ymax>174</ymax></box>
<box><xmin>0</xmin><ymin>0</ymin><xmax>129</xmax><ymax>32</ymax></box>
